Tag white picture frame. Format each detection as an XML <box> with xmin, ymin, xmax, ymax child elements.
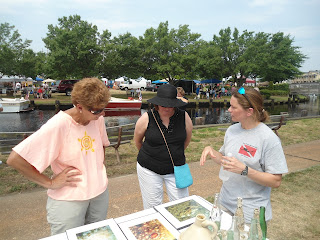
<box><xmin>66</xmin><ymin>218</ymin><xmax>126</xmax><ymax>240</ymax></box>
<box><xmin>118</xmin><ymin>212</ymin><xmax>180</xmax><ymax>240</ymax></box>
<box><xmin>154</xmin><ymin>195</ymin><xmax>212</xmax><ymax>229</ymax></box>
<box><xmin>114</xmin><ymin>208</ymin><xmax>156</xmax><ymax>224</ymax></box>
<box><xmin>39</xmin><ymin>232</ymin><xmax>68</xmax><ymax>240</ymax></box>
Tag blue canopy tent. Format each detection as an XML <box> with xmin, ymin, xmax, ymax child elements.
<box><xmin>36</xmin><ymin>77</ymin><xmax>43</xmax><ymax>81</ymax></box>
<box><xmin>193</xmin><ymin>79</ymin><xmax>221</xmax><ymax>84</ymax></box>
<box><xmin>152</xmin><ymin>80</ymin><xmax>168</xmax><ymax>84</ymax></box>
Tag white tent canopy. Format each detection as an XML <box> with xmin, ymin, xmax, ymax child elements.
<box><xmin>43</xmin><ymin>79</ymin><xmax>56</xmax><ymax>83</ymax></box>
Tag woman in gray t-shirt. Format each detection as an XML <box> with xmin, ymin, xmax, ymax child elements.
<box><xmin>200</xmin><ymin>87</ymin><xmax>288</xmax><ymax>223</ymax></box>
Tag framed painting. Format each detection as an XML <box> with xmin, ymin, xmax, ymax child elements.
<box><xmin>39</xmin><ymin>232</ymin><xmax>68</xmax><ymax>240</ymax></box>
<box><xmin>66</xmin><ymin>219</ymin><xmax>126</xmax><ymax>240</ymax></box>
<box><xmin>118</xmin><ymin>212</ymin><xmax>180</xmax><ymax>240</ymax></box>
<box><xmin>115</xmin><ymin>208</ymin><xmax>156</xmax><ymax>224</ymax></box>
<box><xmin>154</xmin><ymin>195</ymin><xmax>212</xmax><ymax>229</ymax></box>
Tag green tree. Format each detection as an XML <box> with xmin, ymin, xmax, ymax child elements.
<box><xmin>152</xmin><ymin>21</ymin><xmax>176</xmax><ymax>81</ymax></box>
<box><xmin>34</xmin><ymin>51</ymin><xmax>48</xmax><ymax>78</ymax></box>
<box><xmin>262</xmin><ymin>32</ymin><xmax>306</xmax><ymax>83</ymax></box>
<box><xmin>244</xmin><ymin>32</ymin><xmax>270</xmax><ymax>81</ymax></box>
<box><xmin>171</xmin><ymin>24</ymin><xmax>201</xmax><ymax>80</ymax></box>
<box><xmin>139</xmin><ymin>26</ymin><xmax>159</xmax><ymax>79</ymax></box>
<box><xmin>139</xmin><ymin>22</ymin><xmax>202</xmax><ymax>82</ymax></box>
<box><xmin>212</xmin><ymin>28</ymin><xmax>306</xmax><ymax>85</ymax></box>
<box><xmin>212</xmin><ymin>27</ymin><xmax>238</xmax><ymax>80</ymax></box>
<box><xmin>43</xmin><ymin>15</ymin><xmax>101</xmax><ymax>79</ymax></box>
<box><xmin>98</xmin><ymin>29</ymin><xmax>121</xmax><ymax>79</ymax></box>
<box><xmin>196</xmin><ymin>40</ymin><xmax>224</xmax><ymax>79</ymax></box>
<box><xmin>17</xmin><ymin>49</ymin><xmax>37</xmax><ymax>78</ymax></box>
<box><xmin>212</xmin><ymin>27</ymin><xmax>256</xmax><ymax>86</ymax></box>
<box><xmin>0</xmin><ymin>22</ymin><xmax>32</xmax><ymax>75</ymax></box>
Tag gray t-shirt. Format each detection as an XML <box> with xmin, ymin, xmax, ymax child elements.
<box><xmin>219</xmin><ymin>122</ymin><xmax>288</xmax><ymax>223</ymax></box>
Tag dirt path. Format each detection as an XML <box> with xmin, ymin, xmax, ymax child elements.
<box><xmin>0</xmin><ymin>140</ymin><xmax>319</xmax><ymax>240</ymax></box>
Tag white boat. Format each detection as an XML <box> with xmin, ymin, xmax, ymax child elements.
<box><xmin>0</xmin><ymin>98</ymin><xmax>31</xmax><ymax>113</ymax></box>
<box><xmin>105</xmin><ymin>97</ymin><xmax>142</xmax><ymax>110</ymax></box>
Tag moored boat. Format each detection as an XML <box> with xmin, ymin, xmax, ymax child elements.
<box><xmin>0</xmin><ymin>98</ymin><xmax>32</xmax><ymax>113</ymax></box>
<box><xmin>105</xmin><ymin>97</ymin><xmax>142</xmax><ymax>110</ymax></box>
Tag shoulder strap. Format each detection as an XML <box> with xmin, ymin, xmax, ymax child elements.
<box><xmin>151</xmin><ymin>109</ymin><xmax>175</xmax><ymax>167</ymax></box>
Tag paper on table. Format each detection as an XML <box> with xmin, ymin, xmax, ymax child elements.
<box><xmin>220</xmin><ymin>210</ymin><xmax>233</xmax><ymax>230</ymax></box>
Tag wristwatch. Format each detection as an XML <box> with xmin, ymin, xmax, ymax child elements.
<box><xmin>241</xmin><ymin>165</ymin><xmax>248</xmax><ymax>176</ymax></box>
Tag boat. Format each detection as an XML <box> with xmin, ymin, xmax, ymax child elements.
<box><xmin>0</xmin><ymin>98</ymin><xmax>32</xmax><ymax>113</ymax></box>
<box><xmin>105</xmin><ymin>97</ymin><xmax>142</xmax><ymax>110</ymax></box>
<box><xmin>104</xmin><ymin>109</ymin><xmax>141</xmax><ymax>117</ymax></box>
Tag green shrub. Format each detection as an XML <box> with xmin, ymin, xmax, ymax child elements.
<box><xmin>260</xmin><ymin>89</ymin><xmax>271</xmax><ymax>99</ymax></box>
<box><xmin>268</xmin><ymin>82</ymin><xmax>274</xmax><ymax>90</ymax></box>
<box><xmin>260</xmin><ymin>89</ymin><xmax>288</xmax><ymax>98</ymax></box>
<box><xmin>274</xmin><ymin>83</ymin><xmax>289</xmax><ymax>92</ymax></box>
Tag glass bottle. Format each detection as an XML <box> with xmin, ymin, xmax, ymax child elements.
<box><xmin>219</xmin><ymin>153</ymin><xmax>233</xmax><ymax>181</ymax></box>
<box><xmin>259</xmin><ymin>206</ymin><xmax>267</xmax><ymax>240</ymax></box>
<box><xmin>248</xmin><ymin>209</ymin><xmax>260</xmax><ymax>240</ymax></box>
<box><xmin>210</xmin><ymin>193</ymin><xmax>222</xmax><ymax>229</ymax></box>
<box><xmin>253</xmin><ymin>208</ymin><xmax>263</xmax><ymax>239</ymax></box>
<box><xmin>234</xmin><ymin>197</ymin><xmax>245</xmax><ymax>232</ymax></box>
<box><xmin>227</xmin><ymin>216</ymin><xmax>240</xmax><ymax>240</ymax></box>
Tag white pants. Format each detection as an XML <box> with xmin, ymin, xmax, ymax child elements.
<box><xmin>137</xmin><ymin>162</ymin><xmax>189</xmax><ymax>209</ymax></box>
<box><xmin>46</xmin><ymin>188</ymin><xmax>109</xmax><ymax>235</ymax></box>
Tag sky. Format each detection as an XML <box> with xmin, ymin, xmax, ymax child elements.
<box><xmin>1</xmin><ymin>0</ymin><xmax>319</xmax><ymax>73</ymax></box>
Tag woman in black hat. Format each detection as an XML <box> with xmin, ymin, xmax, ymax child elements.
<box><xmin>134</xmin><ymin>84</ymin><xmax>193</xmax><ymax>209</ymax></box>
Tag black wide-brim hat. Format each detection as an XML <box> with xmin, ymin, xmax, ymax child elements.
<box><xmin>147</xmin><ymin>84</ymin><xmax>187</xmax><ymax>108</ymax></box>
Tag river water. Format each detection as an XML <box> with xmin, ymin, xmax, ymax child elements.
<box><xmin>0</xmin><ymin>97</ymin><xmax>319</xmax><ymax>132</ymax></box>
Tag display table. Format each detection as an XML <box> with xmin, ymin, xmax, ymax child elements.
<box><xmin>39</xmin><ymin>195</ymin><xmax>233</xmax><ymax>240</ymax></box>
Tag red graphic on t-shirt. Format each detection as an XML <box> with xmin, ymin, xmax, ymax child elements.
<box><xmin>239</xmin><ymin>144</ymin><xmax>257</xmax><ymax>158</ymax></box>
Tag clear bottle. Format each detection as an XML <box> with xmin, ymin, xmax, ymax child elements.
<box><xmin>219</xmin><ymin>152</ymin><xmax>233</xmax><ymax>181</ymax></box>
<box><xmin>248</xmin><ymin>209</ymin><xmax>260</xmax><ymax>240</ymax></box>
<box><xmin>259</xmin><ymin>206</ymin><xmax>267</xmax><ymax>240</ymax></box>
<box><xmin>210</xmin><ymin>193</ymin><xmax>222</xmax><ymax>229</ymax></box>
<box><xmin>253</xmin><ymin>208</ymin><xmax>263</xmax><ymax>239</ymax></box>
<box><xmin>227</xmin><ymin>216</ymin><xmax>240</xmax><ymax>240</ymax></box>
<box><xmin>234</xmin><ymin>197</ymin><xmax>245</xmax><ymax>232</ymax></box>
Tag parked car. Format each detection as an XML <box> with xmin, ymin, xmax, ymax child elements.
<box><xmin>145</xmin><ymin>82</ymin><xmax>168</xmax><ymax>92</ymax></box>
<box><xmin>57</xmin><ymin>79</ymin><xmax>80</xmax><ymax>96</ymax></box>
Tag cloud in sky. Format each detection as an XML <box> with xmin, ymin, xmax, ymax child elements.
<box><xmin>0</xmin><ymin>0</ymin><xmax>319</xmax><ymax>72</ymax></box>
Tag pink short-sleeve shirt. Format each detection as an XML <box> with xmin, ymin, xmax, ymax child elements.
<box><xmin>13</xmin><ymin>111</ymin><xmax>110</xmax><ymax>201</ymax></box>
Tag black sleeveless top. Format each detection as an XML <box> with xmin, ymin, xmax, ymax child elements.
<box><xmin>137</xmin><ymin>108</ymin><xmax>187</xmax><ymax>175</ymax></box>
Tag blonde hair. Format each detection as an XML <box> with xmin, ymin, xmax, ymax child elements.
<box><xmin>71</xmin><ymin>78</ymin><xmax>111</xmax><ymax>109</ymax></box>
<box><xmin>176</xmin><ymin>87</ymin><xmax>185</xmax><ymax>96</ymax></box>
<box><xmin>233</xmin><ymin>87</ymin><xmax>269</xmax><ymax>122</ymax></box>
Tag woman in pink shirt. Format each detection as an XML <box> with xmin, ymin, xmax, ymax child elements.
<box><xmin>7</xmin><ymin>78</ymin><xmax>111</xmax><ymax>236</ymax></box>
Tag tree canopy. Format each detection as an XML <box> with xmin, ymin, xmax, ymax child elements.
<box><xmin>1</xmin><ymin>17</ymin><xmax>307</xmax><ymax>83</ymax></box>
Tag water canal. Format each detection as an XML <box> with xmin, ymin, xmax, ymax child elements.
<box><xmin>0</xmin><ymin>97</ymin><xmax>319</xmax><ymax>132</ymax></box>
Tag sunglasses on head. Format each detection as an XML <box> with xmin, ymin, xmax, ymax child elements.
<box><xmin>89</xmin><ymin>108</ymin><xmax>105</xmax><ymax>115</ymax></box>
<box><xmin>238</xmin><ymin>87</ymin><xmax>254</xmax><ymax>108</ymax></box>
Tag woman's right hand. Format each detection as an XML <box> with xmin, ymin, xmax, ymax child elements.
<box><xmin>200</xmin><ymin>146</ymin><xmax>216</xmax><ymax>165</ymax></box>
<box><xmin>50</xmin><ymin>167</ymin><xmax>82</xmax><ymax>189</ymax></box>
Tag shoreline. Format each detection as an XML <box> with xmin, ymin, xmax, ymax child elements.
<box><xmin>30</xmin><ymin>97</ymin><xmax>307</xmax><ymax>111</ymax></box>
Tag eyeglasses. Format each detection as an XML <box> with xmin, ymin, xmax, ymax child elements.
<box><xmin>238</xmin><ymin>87</ymin><xmax>254</xmax><ymax>108</ymax></box>
<box><xmin>89</xmin><ymin>108</ymin><xmax>105</xmax><ymax>115</ymax></box>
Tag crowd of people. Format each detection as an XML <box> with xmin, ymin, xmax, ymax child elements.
<box><xmin>9</xmin><ymin>81</ymin><xmax>54</xmax><ymax>100</ymax></box>
<box><xmin>195</xmin><ymin>83</ymin><xmax>236</xmax><ymax>99</ymax></box>
<box><xmin>7</xmin><ymin>80</ymin><xmax>287</xmax><ymax>236</ymax></box>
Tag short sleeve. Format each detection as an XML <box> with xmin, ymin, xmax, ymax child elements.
<box><xmin>98</xmin><ymin>116</ymin><xmax>110</xmax><ymax>147</ymax></box>
<box><xmin>262</xmin><ymin>140</ymin><xmax>288</xmax><ymax>174</ymax></box>
<box><xmin>13</xmin><ymin>114</ymin><xmax>65</xmax><ymax>173</ymax></box>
